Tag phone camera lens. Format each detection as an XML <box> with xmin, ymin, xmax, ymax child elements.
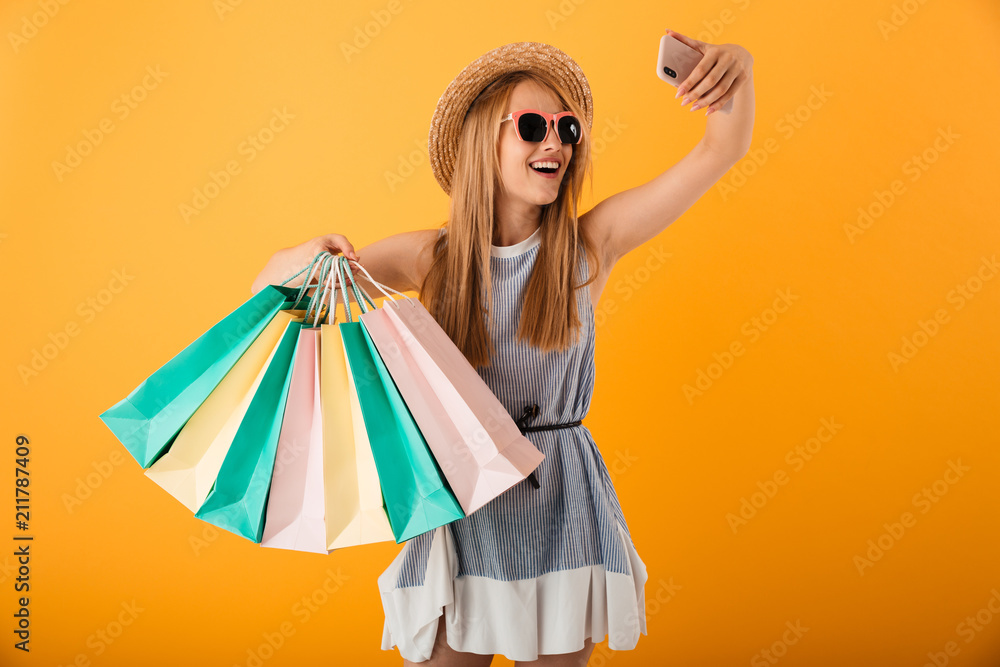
<box><xmin>663</xmin><ymin>67</ymin><xmax>677</xmax><ymax>79</ymax></box>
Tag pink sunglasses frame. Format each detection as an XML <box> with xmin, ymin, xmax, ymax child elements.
<box><xmin>500</xmin><ymin>108</ymin><xmax>583</xmax><ymax>144</ymax></box>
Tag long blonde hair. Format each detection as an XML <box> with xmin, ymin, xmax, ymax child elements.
<box><xmin>419</xmin><ymin>69</ymin><xmax>601</xmax><ymax>369</ymax></box>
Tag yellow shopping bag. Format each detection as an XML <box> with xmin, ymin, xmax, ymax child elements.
<box><xmin>145</xmin><ymin>310</ymin><xmax>304</xmax><ymax>511</ymax></box>
<box><xmin>321</xmin><ymin>275</ymin><xmax>395</xmax><ymax>549</ymax></box>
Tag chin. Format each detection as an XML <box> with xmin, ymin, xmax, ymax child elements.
<box><xmin>539</xmin><ymin>186</ymin><xmax>562</xmax><ymax>206</ymax></box>
<box><xmin>525</xmin><ymin>192</ymin><xmax>558</xmax><ymax>207</ymax></box>
<box><xmin>507</xmin><ymin>178</ymin><xmax>563</xmax><ymax>206</ymax></box>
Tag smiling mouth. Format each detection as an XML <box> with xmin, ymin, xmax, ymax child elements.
<box><xmin>529</xmin><ymin>164</ymin><xmax>561</xmax><ymax>181</ymax></box>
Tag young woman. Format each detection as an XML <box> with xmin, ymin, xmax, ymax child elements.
<box><xmin>252</xmin><ymin>35</ymin><xmax>754</xmax><ymax>666</ymax></box>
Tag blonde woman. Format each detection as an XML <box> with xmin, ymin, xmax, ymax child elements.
<box><xmin>252</xmin><ymin>35</ymin><xmax>754</xmax><ymax>666</ymax></box>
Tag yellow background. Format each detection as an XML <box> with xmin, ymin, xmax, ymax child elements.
<box><xmin>2</xmin><ymin>0</ymin><xmax>999</xmax><ymax>665</ymax></box>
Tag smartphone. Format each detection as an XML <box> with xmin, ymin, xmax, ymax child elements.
<box><xmin>657</xmin><ymin>32</ymin><xmax>733</xmax><ymax>114</ymax></box>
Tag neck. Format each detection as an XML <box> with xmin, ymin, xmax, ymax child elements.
<box><xmin>494</xmin><ymin>193</ymin><xmax>541</xmax><ymax>246</ymax></box>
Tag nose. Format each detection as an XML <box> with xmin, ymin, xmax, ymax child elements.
<box><xmin>541</xmin><ymin>120</ymin><xmax>562</xmax><ymax>150</ymax></box>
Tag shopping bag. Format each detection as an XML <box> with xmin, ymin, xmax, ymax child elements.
<box><xmin>261</xmin><ymin>254</ymin><xmax>352</xmax><ymax>553</ymax></box>
<box><xmin>349</xmin><ymin>261</ymin><xmax>545</xmax><ymax>515</ymax></box>
<box><xmin>144</xmin><ymin>309</ymin><xmax>300</xmax><ymax>512</ymax></box>
<box><xmin>193</xmin><ymin>314</ymin><xmax>304</xmax><ymax>542</ymax></box>
<box><xmin>259</xmin><ymin>326</ymin><xmax>332</xmax><ymax>554</ymax></box>
<box><xmin>320</xmin><ymin>264</ymin><xmax>396</xmax><ymax>548</ymax></box>
<box><xmin>100</xmin><ymin>284</ymin><xmax>302</xmax><ymax>468</ymax></box>
<box><xmin>333</xmin><ymin>257</ymin><xmax>465</xmax><ymax>543</ymax></box>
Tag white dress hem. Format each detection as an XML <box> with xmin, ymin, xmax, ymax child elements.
<box><xmin>378</xmin><ymin>519</ymin><xmax>648</xmax><ymax>662</ymax></box>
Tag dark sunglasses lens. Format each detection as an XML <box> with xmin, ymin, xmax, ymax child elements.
<box><xmin>517</xmin><ymin>113</ymin><xmax>549</xmax><ymax>142</ymax></box>
<box><xmin>557</xmin><ymin>116</ymin><xmax>581</xmax><ymax>143</ymax></box>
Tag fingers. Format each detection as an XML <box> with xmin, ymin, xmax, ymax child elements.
<box><xmin>693</xmin><ymin>66</ymin><xmax>742</xmax><ymax>113</ymax></box>
<box><xmin>319</xmin><ymin>233</ymin><xmax>360</xmax><ymax>261</ymax></box>
<box><xmin>677</xmin><ymin>49</ymin><xmax>721</xmax><ymax>102</ymax></box>
<box><xmin>678</xmin><ymin>51</ymin><xmax>738</xmax><ymax>110</ymax></box>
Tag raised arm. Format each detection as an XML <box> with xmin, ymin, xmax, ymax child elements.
<box><xmin>581</xmin><ymin>33</ymin><xmax>754</xmax><ymax>268</ymax></box>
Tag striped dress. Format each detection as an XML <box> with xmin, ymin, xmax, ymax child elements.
<box><xmin>378</xmin><ymin>225</ymin><xmax>648</xmax><ymax>661</ymax></box>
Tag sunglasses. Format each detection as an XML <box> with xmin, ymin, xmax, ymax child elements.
<box><xmin>500</xmin><ymin>108</ymin><xmax>582</xmax><ymax>144</ymax></box>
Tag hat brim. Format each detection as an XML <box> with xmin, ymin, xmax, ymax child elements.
<box><xmin>428</xmin><ymin>41</ymin><xmax>593</xmax><ymax>196</ymax></box>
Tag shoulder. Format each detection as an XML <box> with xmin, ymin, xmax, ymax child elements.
<box><xmin>353</xmin><ymin>228</ymin><xmax>442</xmax><ymax>294</ymax></box>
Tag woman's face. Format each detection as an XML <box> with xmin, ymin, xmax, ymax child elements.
<box><xmin>497</xmin><ymin>80</ymin><xmax>574</xmax><ymax>208</ymax></box>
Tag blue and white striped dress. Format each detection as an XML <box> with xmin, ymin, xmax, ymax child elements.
<box><xmin>378</xmin><ymin>226</ymin><xmax>648</xmax><ymax>661</ymax></box>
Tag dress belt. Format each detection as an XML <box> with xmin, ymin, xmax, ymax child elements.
<box><xmin>514</xmin><ymin>403</ymin><xmax>584</xmax><ymax>490</ymax></box>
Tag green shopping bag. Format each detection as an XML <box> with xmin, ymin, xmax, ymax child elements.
<box><xmin>99</xmin><ymin>284</ymin><xmax>305</xmax><ymax>468</ymax></box>
<box><xmin>333</xmin><ymin>257</ymin><xmax>464</xmax><ymax>542</ymax></box>
<box><xmin>193</xmin><ymin>315</ymin><xmax>305</xmax><ymax>542</ymax></box>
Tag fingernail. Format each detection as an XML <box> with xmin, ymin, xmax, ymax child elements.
<box><xmin>690</xmin><ymin>103</ymin><xmax>700</xmax><ymax>112</ymax></box>
<box><xmin>705</xmin><ymin>108</ymin><xmax>715</xmax><ymax>117</ymax></box>
<box><xmin>682</xmin><ymin>97</ymin><xmax>691</xmax><ymax>106</ymax></box>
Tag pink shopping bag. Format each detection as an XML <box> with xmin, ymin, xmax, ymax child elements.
<box><xmin>261</xmin><ymin>327</ymin><xmax>330</xmax><ymax>554</ymax></box>
<box><xmin>352</xmin><ymin>265</ymin><xmax>544</xmax><ymax>516</ymax></box>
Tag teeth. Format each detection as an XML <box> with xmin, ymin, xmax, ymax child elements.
<box><xmin>530</xmin><ymin>161</ymin><xmax>559</xmax><ymax>170</ymax></box>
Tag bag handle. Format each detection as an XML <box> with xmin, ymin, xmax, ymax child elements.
<box><xmin>337</xmin><ymin>256</ymin><xmax>379</xmax><ymax>313</ymax></box>
<box><xmin>305</xmin><ymin>253</ymin><xmax>339</xmax><ymax>327</ymax></box>
<box><xmin>278</xmin><ymin>250</ymin><xmax>416</xmax><ymax>316</ymax></box>
<box><xmin>282</xmin><ymin>251</ymin><xmax>354</xmax><ymax>326</ymax></box>
<box><xmin>299</xmin><ymin>253</ymin><xmax>326</xmax><ymax>324</ymax></box>
<box><xmin>333</xmin><ymin>256</ymin><xmax>357</xmax><ymax>322</ymax></box>
<box><xmin>320</xmin><ymin>255</ymin><xmax>348</xmax><ymax>326</ymax></box>
<box><xmin>346</xmin><ymin>259</ymin><xmax>407</xmax><ymax>300</ymax></box>
<box><xmin>281</xmin><ymin>251</ymin><xmax>330</xmax><ymax>310</ymax></box>
<box><xmin>342</xmin><ymin>258</ymin><xmax>416</xmax><ymax>310</ymax></box>
<box><xmin>336</xmin><ymin>255</ymin><xmax>379</xmax><ymax>320</ymax></box>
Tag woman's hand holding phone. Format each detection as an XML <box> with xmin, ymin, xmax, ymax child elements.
<box><xmin>658</xmin><ymin>29</ymin><xmax>753</xmax><ymax>116</ymax></box>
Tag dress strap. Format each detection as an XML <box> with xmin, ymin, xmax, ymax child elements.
<box><xmin>515</xmin><ymin>403</ymin><xmax>585</xmax><ymax>490</ymax></box>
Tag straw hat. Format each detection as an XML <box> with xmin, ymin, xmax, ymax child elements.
<box><xmin>428</xmin><ymin>41</ymin><xmax>594</xmax><ymax>196</ymax></box>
